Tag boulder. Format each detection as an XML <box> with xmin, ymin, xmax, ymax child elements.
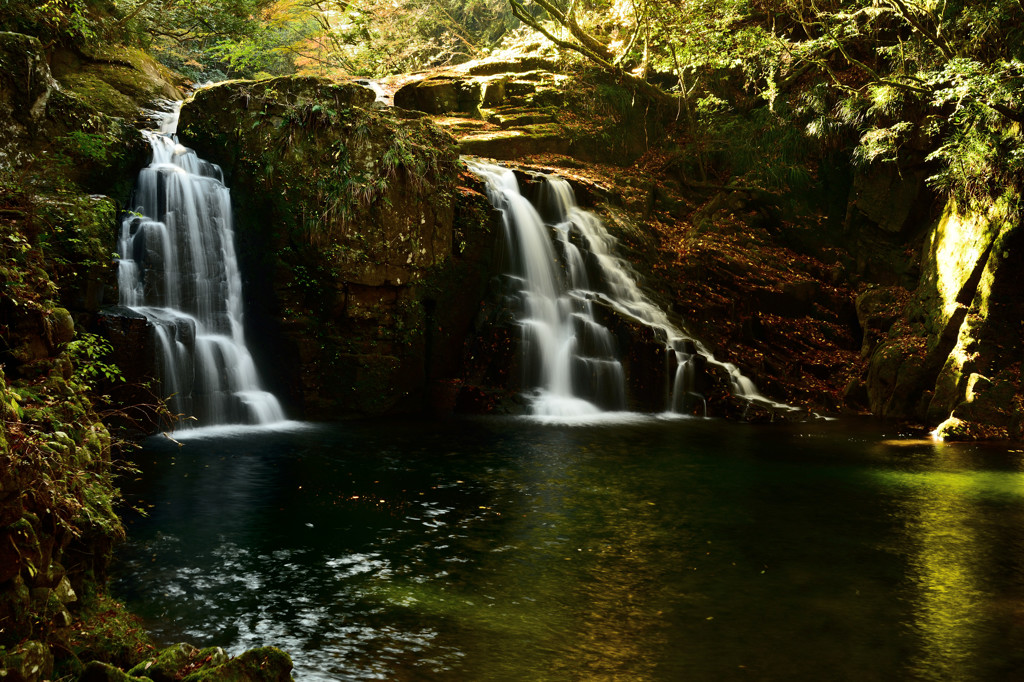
<box><xmin>178</xmin><ymin>76</ymin><xmax>499</xmax><ymax>418</ymax></box>
<box><xmin>0</xmin><ymin>640</ymin><xmax>54</xmax><ymax>682</ymax></box>
<box><xmin>394</xmin><ymin>75</ymin><xmax>482</xmax><ymax>116</ymax></box>
<box><xmin>79</xmin><ymin>661</ymin><xmax>152</xmax><ymax>682</ymax></box>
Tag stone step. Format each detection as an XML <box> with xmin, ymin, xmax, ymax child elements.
<box><xmin>486</xmin><ymin>111</ymin><xmax>556</xmax><ymax>129</ymax></box>
<box><xmin>459</xmin><ymin>124</ymin><xmax>568</xmax><ymax>160</ymax></box>
<box><xmin>433</xmin><ymin>116</ymin><xmax>493</xmax><ymax>133</ymax></box>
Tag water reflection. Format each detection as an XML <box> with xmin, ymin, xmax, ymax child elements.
<box><xmin>872</xmin><ymin>444</ymin><xmax>1024</xmax><ymax>681</ymax></box>
<box><xmin>113</xmin><ymin>419</ymin><xmax>1024</xmax><ymax>680</ymax></box>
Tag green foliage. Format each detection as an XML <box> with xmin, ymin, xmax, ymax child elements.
<box><xmin>239</xmin><ymin>90</ymin><xmax>452</xmax><ymax>244</ymax></box>
<box><xmin>59</xmin><ymin>130</ymin><xmax>110</xmax><ymax>163</ymax></box>
<box><xmin>68</xmin><ymin>333</ymin><xmax>125</xmax><ymax>390</ymax></box>
<box><xmin>701</xmin><ymin>102</ymin><xmax>815</xmax><ymax>190</ymax></box>
<box><xmin>497</xmin><ymin>0</ymin><xmax>1024</xmax><ymax>208</ymax></box>
<box><xmin>0</xmin><ymin>171</ymin><xmax>59</xmax><ymax>315</ymax></box>
<box><xmin>0</xmin><ymin>0</ymin><xmax>102</xmax><ymax>46</ymax></box>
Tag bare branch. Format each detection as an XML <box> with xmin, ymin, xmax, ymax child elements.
<box><xmin>884</xmin><ymin>0</ymin><xmax>955</xmax><ymax>61</ymax></box>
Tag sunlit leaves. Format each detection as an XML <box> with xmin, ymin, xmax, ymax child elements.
<box><xmin>853</xmin><ymin>121</ymin><xmax>913</xmax><ymax>165</ymax></box>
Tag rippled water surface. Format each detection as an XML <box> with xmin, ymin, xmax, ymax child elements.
<box><xmin>112</xmin><ymin>417</ymin><xmax>1024</xmax><ymax>680</ymax></box>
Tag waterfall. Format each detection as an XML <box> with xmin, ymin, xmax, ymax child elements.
<box><xmin>469</xmin><ymin>160</ymin><xmax>788</xmax><ymax>418</ymax></box>
<box><xmin>117</xmin><ymin>104</ymin><xmax>285</xmax><ymax>429</ymax></box>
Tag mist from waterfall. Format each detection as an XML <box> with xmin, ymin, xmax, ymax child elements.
<box><xmin>469</xmin><ymin>160</ymin><xmax>778</xmax><ymax>419</ymax></box>
<box><xmin>117</xmin><ymin>104</ymin><xmax>285</xmax><ymax>429</ymax></box>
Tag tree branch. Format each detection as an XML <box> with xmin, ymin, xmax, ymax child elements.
<box><xmin>884</xmin><ymin>0</ymin><xmax>955</xmax><ymax>61</ymax></box>
<box><xmin>510</xmin><ymin>0</ymin><xmax>671</xmax><ymax>105</ymax></box>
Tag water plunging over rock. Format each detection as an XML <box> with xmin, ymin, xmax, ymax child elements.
<box><xmin>469</xmin><ymin>160</ymin><xmax>793</xmax><ymax>418</ymax></box>
<box><xmin>116</xmin><ymin>105</ymin><xmax>284</xmax><ymax>428</ymax></box>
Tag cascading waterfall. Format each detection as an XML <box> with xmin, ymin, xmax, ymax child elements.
<box><xmin>117</xmin><ymin>104</ymin><xmax>284</xmax><ymax>428</ymax></box>
<box><xmin>469</xmin><ymin>160</ymin><xmax>786</xmax><ymax>418</ymax></box>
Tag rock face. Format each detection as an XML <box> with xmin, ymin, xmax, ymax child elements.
<box><xmin>178</xmin><ymin>76</ymin><xmax>499</xmax><ymax>418</ymax></box>
<box><xmin>393</xmin><ymin>57</ymin><xmax>660</xmax><ymax>163</ymax></box>
<box><xmin>0</xmin><ymin>32</ymin><xmax>55</xmax><ymax>169</ymax></box>
<box><xmin>861</xmin><ymin>195</ymin><xmax>1024</xmax><ymax>439</ymax></box>
<box><xmin>1</xmin><ymin>32</ymin><xmax>197</xmax><ymax>682</ymax></box>
<box><xmin>0</xmin><ymin>33</ymin><xmax>175</xmax><ymax>200</ymax></box>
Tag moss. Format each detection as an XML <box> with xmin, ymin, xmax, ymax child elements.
<box><xmin>55</xmin><ymin>44</ymin><xmax>183</xmax><ymax>118</ymax></box>
<box><xmin>128</xmin><ymin>642</ymin><xmax>198</xmax><ymax>681</ymax></box>
<box><xmin>0</xmin><ymin>640</ymin><xmax>54</xmax><ymax>682</ymax></box>
<box><xmin>64</xmin><ymin>590</ymin><xmax>154</xmax><ymax>673</ymax></box>
<box><xmin>122</xmin><ymin>644</ymin><xmax>292</xmax><ymax>682</ymax></box>
<box><xmin>79</xmin><ymin>660</ymin><xmax>154</xmax><ymax>681</ymax></box>
<box><xmin>58</xmin><ymin>72</ymin><xmax>141</xmax><ymax>120</ymax></box>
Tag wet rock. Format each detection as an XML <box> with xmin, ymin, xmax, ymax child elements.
<box><xmin>394</xmin><ymin>75</ymin><xmax>482</xmax><ymax>116</ymax></box>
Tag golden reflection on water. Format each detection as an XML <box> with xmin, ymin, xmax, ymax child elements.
<box><xmin>875</xmin><ymin>446</ymin><xmax>1024</xmax><ymax>680</ymax></box>
<box><xmin>483</xmin><ymin>454</ymin><xmax>671</xmax><ymax>681</ymax></box>
<box><xmin>372</xmin><ymin>444</ymin><xmax>674</xmax><ymax>681</ymax></box>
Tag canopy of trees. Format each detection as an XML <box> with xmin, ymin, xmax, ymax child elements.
<box><xmin>2</xmin><ymin>0</ymin><xmax>1021</xmax><ymax>207</ymax></box>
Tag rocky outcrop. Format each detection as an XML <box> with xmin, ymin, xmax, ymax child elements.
<box><xmin>178</xmin><ymin>76</ymin><xmax>499</xmax><ymax>418</ymax></box>
<box><xmin>0</xmin><ymin>33</ymin><xmax>174</xmax><ymax>201</ymax></box>
<box><xmin>860</xmin><ymin>194</ymin><xmax>1024</xmax><ymax>439</ymax></box>
<box><xmin>393</xmin><ymin>56</ymin><xmax>662</xmax><ymax>163</ymax></box>
<box><xmin>49</xmin><ymin>44</ymin><xmax>184</xmax><ymax>121</ymax></box>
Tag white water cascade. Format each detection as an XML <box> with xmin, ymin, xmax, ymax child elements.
<box><xmin>117</xmin><ymin>105</ymin><xmax>285</xmax><ymax>428</ymax></box>
<box><xmin>469</xmin><ymin>160</ymin><xmax>788</xmax><ymax>418</ymax></box>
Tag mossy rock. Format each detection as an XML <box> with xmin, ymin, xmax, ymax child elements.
<box><xmin>122</xmin><ymin>644</ymin><xmax>292</xmax><ymax>682</ymax></box>
<box><xmin>394</xmin><ymin>75</ymin><xmax>482</xmax><ymax>116</ymax></box>
<box><xmin>933</xmin><ymin>415</ymin><xmax>1008</xmax><ymax>441</ymax></box>
<box><xmin>65</xmin><ymin>591</ymin><xmax>154</xmax><ymax>672</ymax></box>
<box><xmin>56</xmin><ymin>72</ymin><xmax>143</xmax><ymax>121</ymax></box>
<box><xmin>177</xmin><ymin>75</ymin><xmax>498</xmax><ymax>418</ymax></box>
<box><xmin>458</xmin><ymin>125</ymin><xmax>569</xmax><ymax>159</ymax></box>
<box><xmin>0</xmin><ymin>640</ymin><xmax>54</xmax><ymax>682</ymax></box>
<box><xmin>181</xmin><ymin>647</ymin><xmax>293</xmax><ymax>682</ymax></box>
<box><xmin>51</xmin><ymin>45</ymin><xmax>183</xmax><ymax>119</ymax></box>
<box><xmin>78</xmin><ymin>660</ymin><xmax>153</xmax><ymax>682</ymax></box>
<box><xmin>128</xmin><ymin>643</ymin><xmax>199</xmax><ymax>682</ymax></box>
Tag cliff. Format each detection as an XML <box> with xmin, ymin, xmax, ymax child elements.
<box><xmin>175</xmin><ymin>76</ymin><xmax>501</xmax><ymax>418</ymax></box>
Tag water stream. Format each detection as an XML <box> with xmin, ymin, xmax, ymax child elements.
<box><xmin>468</xmin><ymin>161</ymin><xmax>791</xmax><ymax>419</ymax></box>
<box><xmin>117</xmin><ymin>106</ymin><xmax>284</xmax><ymax>428</ymax></box>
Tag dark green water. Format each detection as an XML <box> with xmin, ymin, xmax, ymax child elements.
<box><xmin>111</xmin><ymin>417</ymin><xmax>1024</xmax><ymax>681</ymax></box>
